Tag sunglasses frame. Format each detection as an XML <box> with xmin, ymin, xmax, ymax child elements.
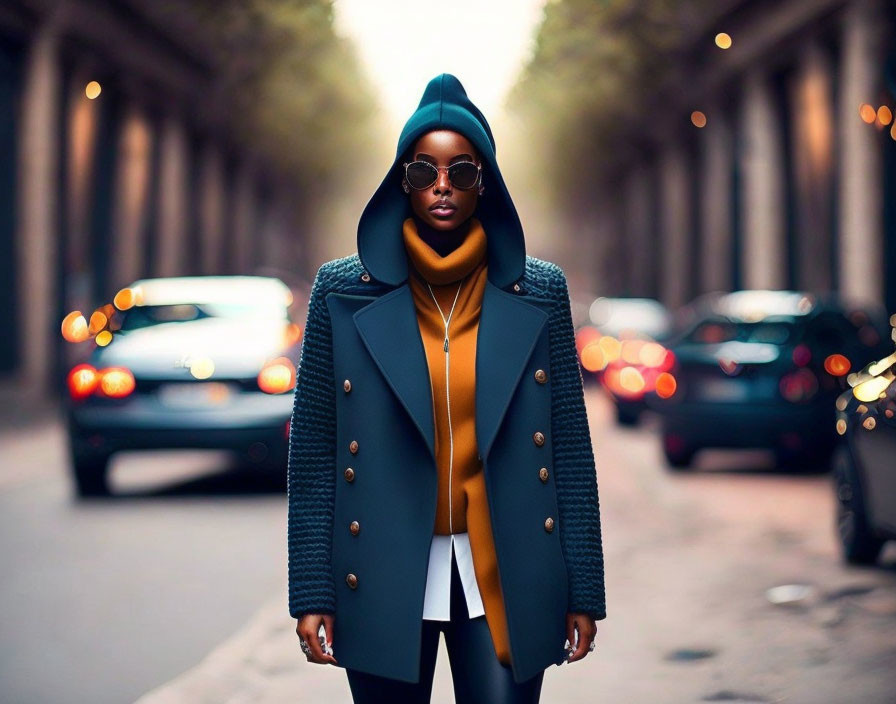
<box><xmin>402</xmin><ymin>160</ymin><xmax>482</xmax><ymax>191</ymax></box>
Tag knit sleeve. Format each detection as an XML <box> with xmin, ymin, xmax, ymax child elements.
<box><xmin>288</xmin><ymin>263</ymin><xmax>337</xmax><ymax>619</ymax></box>
<box><xmin>547</xmin><ymin>265</ymin><xmax>607</xmax><ymax>621</ymax></box>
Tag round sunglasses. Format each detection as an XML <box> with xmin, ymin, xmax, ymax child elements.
<box><xmin>403</xmin><ymin>160</ymin><xmax>482</xmax><ymax>190</ymax></box>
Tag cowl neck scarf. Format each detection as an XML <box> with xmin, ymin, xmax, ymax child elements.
<box><xmin>402</xmin><ymin>217</ymin><xmax>487</xmax><ymax>285</ymax></box>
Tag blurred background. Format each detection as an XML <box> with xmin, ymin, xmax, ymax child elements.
<box><xmin>1</xmin><ymin>0</ymin><xmax>895</xmax><ymax>703</ymax></box>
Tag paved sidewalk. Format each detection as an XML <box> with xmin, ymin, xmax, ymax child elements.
<box><xmin>133</xmin><ymin>594</ymin><xmax>463</xmax><ymax>704</ymax></box>
<box><xmin>0</xmin><ymin>376</ymin><xmax>60</xmax><ymax>431</ymax></box>
<box><xmin>0</xmin><ymin>377</ymin><xmax>67</xmax><ymax>490</ymax></box>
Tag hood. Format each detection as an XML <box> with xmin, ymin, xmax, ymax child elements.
<box><xmin>357</xmin><ymin>73</ymin><xmax>526</xmax><ymax>289</ymax></box>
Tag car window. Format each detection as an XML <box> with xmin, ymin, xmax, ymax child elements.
<box><xmin>684</xmin><ymin>319</ymin><xmax>794</xmax><ymax>345</ymax></box>
<box><xmin>119</xmin><ymin>302</ymin><xmax>286</xmax><ymax>330</ymax></box>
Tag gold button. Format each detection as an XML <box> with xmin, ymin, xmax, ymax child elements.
<box><xmin>544</xmin><ymin>517</ymin><xmax>554</xmax><ymax>533</ymax></box>
<box><xmin>346</xmin><ymin>573</ymin><xmax>358</xmax><ymax>589</ymax></box>
<box><xmin>534</xmin><ymin>369</ymin><xmax>547</xmax><ymax>384</ymax></box>
<box><xmin>360</xmin><ymin>272</ymin><xmax>370</xmax><ymax>282</ymax></box>
<box><xmin>343</xmin><ymin>379</ymin><xmax>352</xmax><ymax>392</ymax></box>
<box><xmin>350</xmin><ymin>440</ymin><xmax>359</xmax><ymax>454</ymax></box>
<box><xmin>344</xmin><ymin>467</ymin><xmax>355</xmax><ymax>482</ymax></box>
<box><xmin>349</xmin><ymin>520</ymin><xmax>360</xmax><ymax>535</ymax></box>
<box><xmin>533</xmin><ymin>431</ymin><xmax>545</xmax><ymax>446</ymax></box>
<box><xmin>539</xmin><ymin>467</ymin><xmax>549</xmax><ymax>482</ymax></box>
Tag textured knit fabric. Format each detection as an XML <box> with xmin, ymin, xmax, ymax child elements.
<box><xmin>287</xmin><ymin>253</ymin><xmax>606</xmax><ymax>624</ymax></box>
<box><xmin>402</xmin><ymin>215</ymin><xmax>512</xmax><ymax>666</ymax></box>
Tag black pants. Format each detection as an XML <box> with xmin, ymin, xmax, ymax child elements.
<box><xmin>346</xmin><ymin>550</ymin><xmax>545</xmax><ymax>704</ymax></box>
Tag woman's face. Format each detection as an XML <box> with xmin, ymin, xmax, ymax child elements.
<box><xmin>403</xmin><ymin>130</ymin><xmax>482</xmax><ymax>231</ymax></box>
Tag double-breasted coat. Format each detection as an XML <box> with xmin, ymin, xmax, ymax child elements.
<box><xmin>287</xmin><ymin>253</ymin><xmax>606</xmax><ymax>685</ymax></box>
<box><xmin>287</xmin><ymin>73</ymin><xmax>605</xmax><ymax>686</ymax></box>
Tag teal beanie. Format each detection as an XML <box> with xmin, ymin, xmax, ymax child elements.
<box><xmin>357</xmin><ymin>73</ymin><xmax>526</xmax><ymax>289</ymax></box>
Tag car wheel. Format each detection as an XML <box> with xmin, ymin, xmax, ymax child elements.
<box><xmin>72</xmin><ymin>452</ymin><xmax>111</xmax><ymax>497</ymax></box>
<box><xmin>832</xmin><ymin>443</ymin><xmax>884</xmax><ymax>565</ymax></box>
<box><xmin>615</xmin><ymin>405</ymin><xmax>639</xmax><ymax>427</ymax></box>
<box><xmin>662</xmin><ymin>433</ymin><xmax>695</xmax><ymax>470</ymax></box>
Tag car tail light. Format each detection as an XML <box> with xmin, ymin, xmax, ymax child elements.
<box><xmin>97</xmin><ymin>367</ymin><xmax>136</xmax><ymax>398</ymax></box>
<box><xmin>824</xmin><ymin>353</ymin><xmax>851</xmax><ymax>377</ymax></box>
<box><xmin>258</xmin><ymin>356</ymin><xmax>297</xmax><ymax>394</ymax></box>
<box><xmin>655</xmin><ymin>372</ymin><xmax>677</xmax><ymax>398</ymax></box>
<box><xmin>779</xmin><ymin>368</ymin><xmax>818</xmax><ymax>403</ymax></box>
<box><xmin>67</xmin><ymin>364</ymin><xmax>136</xmax><ymax>400</ymax></box>
<box><xmin>67</xmin><ymin>364</ymin><xmax>100</xmax><ymax>400</ymax></box>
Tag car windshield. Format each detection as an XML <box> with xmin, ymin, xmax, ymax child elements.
<box><xmin>684</xmin><ymin>319</ymin><xmax>794</xmax><ymax>345</ymax></box>
<box><xmin>119</xmin><ymin>302</ymin><xmax>285</xmax><ymax>331</ymax></box>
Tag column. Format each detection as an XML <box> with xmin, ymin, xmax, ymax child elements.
<box><xmin>110</xmin><ymin>103</ymin><xmax>153</xmax><ymax>288</ymax></box>
<box><xmin>156</xmin><ymin>113</ymin><xmax>189</xmax><ymax>277</ymax></box>
<box><xmin>623</xmin><ymin>166</ymin><xmax>655</xmax><ymax>296</ymax></box>
<box><xmin>17</xmin><ymin>18</ymin><xmax>60</xmax><ymax>394</ymax></box>
<box><xmin>740</xmin><ymin>68</ymin><xmax>787</xmax><ymax>290</ymax></box>
<box><xmin>699</xmin><ymin>102</ymin><xmax>734</xmax><ymax>293</ymax></box>
<box><xmin>198</xmin><ymin>141</ymin><xmax>225</xmax><ymax>274</ymax></box>
<box><xmin>838</xmin><ymin>0</ymin><xmax>886</xmax><ymax>305</ymax></box>
<box><xmin>659</xmin><ymin>143</ymin><xmax>692</xmax><ymax>310</ymax></box>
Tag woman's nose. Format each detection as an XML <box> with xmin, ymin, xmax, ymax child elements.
<box><xmin>434</xmin><ymin>169</ymin><xmax>452</xmax><ymax>193</ymax></box>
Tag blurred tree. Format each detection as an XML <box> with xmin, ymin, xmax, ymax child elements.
<box><xmin>155</xmin><ymin>0</ymin><xmax>382</xmax><ymax>206</ymax></box>
<box><xmin>507</xmin><ymin>0</ymin><xmax>714</xmax><ymax>214</ymax></box>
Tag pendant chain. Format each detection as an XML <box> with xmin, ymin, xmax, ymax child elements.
<box><xmin>426</xmin><ymin>277</ymin><xmax>464</xmax><ymax>535</ymax></box>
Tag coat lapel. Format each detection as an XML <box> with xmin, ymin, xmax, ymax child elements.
<box><xmin>352</xmin><ymin>279</ymin><xmax>549</xmax><ymax>465</ymax></box>
<box><xmin>353</xmin><ymin>285</ymin><xmax>437</xmax><ymax>460</ymax></box>
<box><xmin>475</xmin><ymin>279</ymin><xmax>549</xmax><ymax>460</ymax></box>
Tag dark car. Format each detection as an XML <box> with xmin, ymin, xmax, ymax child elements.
<box><xmin>646</xmin><ymin>290</ymin><xmax>892</xmax><ymax>470</ymax></box>
<box><xmin>575</xmin><ymin>297</ymin><xmax>674</xmax><ymax>425</ymax></box>
<box><xmin>831</xmin><ymin>325</ymin><xmax>896</xmax><ymax>564</ymax></box>
<box><xmin>65</xmin><ymin>276</ymin><xmax>303</xmax><ymax>496</ymax></box>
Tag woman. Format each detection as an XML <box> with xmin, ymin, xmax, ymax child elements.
<box><xmin>288</xmin><ymin>73</ymin><xmax>606</xmax><ymax>703</ymax></box>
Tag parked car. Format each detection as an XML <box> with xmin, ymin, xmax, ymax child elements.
<box><xmin>831</xmin><ymin>324</ymin><xmax>896</xmax><ymax>564</ymax></box>
<box><xmin>646</xmin><ymin>290</ymin><xmax>892</xmax><ymax>470</ymax></box>
<box><xmin>576</xmin><ymin>297</ymin><xmax>674</xmax><ymax>425</ymax></box>
<box><xmin>65</xmin><ymin>276</ymin><xmax>303</xmax><ymax>496</ymax></box>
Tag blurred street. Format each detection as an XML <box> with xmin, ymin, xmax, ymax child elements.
<box><xmin>2</xmin><ymin>1</ymin><xmax>896</xmax><ymax>702</ymax></box>
<box><xmin>3</xmin><ymin>385</ymin><xmax>894</xmax><ymax>704</ymax></box>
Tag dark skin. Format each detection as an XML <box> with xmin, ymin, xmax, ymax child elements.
<box><xmin>297</xmin><ymin>129</ymin><xmax>597</xmax><ymax>666</ymax></box>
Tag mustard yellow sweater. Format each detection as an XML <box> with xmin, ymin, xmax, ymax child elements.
<box><xmin>402</xmin><ymin>215</ymin><xmax>512</xmax><ymax>666</ymax></box>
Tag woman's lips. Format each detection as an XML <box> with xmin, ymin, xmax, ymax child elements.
<box><xmin>430</xmin><ymin>204</ymin><xmax>457</xmax><ymax>217</ymax></box>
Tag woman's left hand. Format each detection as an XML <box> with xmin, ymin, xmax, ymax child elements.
<box><xmin>565</xmin><ymin>612</ymin><xmax>597</xmax><ymax>663</ymax></box>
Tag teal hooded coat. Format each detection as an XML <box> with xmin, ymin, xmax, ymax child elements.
<box><xmin>287</xmin><ymin>73</ymin><xmax>606</xmax><ymax>685</ymax></box>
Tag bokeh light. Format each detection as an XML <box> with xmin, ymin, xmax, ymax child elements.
<box><xmin>714</xmin><ymin>32</ymin><xmax>732</xmax><ymax>49</ymax></box>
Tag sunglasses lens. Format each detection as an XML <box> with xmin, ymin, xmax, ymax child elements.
<box><xmin>448</xmin><ymin>162</ymin><xmax>479</xmax><ymax>189</ymax></box>
<box><xmin>406</xmin><ymin>162</ymin><xmax>437</xmax><ymax>189</ymax></box>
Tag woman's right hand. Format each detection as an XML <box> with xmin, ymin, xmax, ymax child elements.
<box><xmin>296</xmin><ymin>614</ymin><xmax>338</xmax><ymax>665</ymax></box>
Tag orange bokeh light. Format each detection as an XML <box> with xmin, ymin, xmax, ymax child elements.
<box><xmin>824</xmin><ymin>353</ymin><xmax>851</xmax><ymax>377</ymax></box>
<box><xmin>655</xmin><ymin>372</ymin><xmax>677</xmax><ymax>398</ymax></box>
<box><xmin>88</xmin><ymin>310</ymin><xmax>108</xmax><ymax>334</ymax></box>
<box><xmin>859</xmin><ymin>103</ymin><xmax>876</xmax><ymax>123</ymax></box>
<box><xmin>99</xmin><ymin>367</ymin><xmax>136</xmax><ymax>397</ymax></box>
<box><xmin>258</xmin><ymin>356</ymin><xmax>297</xmax><ymax>394</ymax></box>
<box><xmin>580</xmin><ymin>341</ymin><xmax>606</xmax><ymax>372</ymax></box>
<box><xmin>61</xmin><ymin>311</ymin><xmax>89</xmax><ymax>342</ymax></box>
<box><xmin>114</xmin><ymin>287</ymin><xmax>137</xmax><ymax>310</ymax></box>
<box><xmin>67</xmin><ymin>363</ymin><xmax>99</xmax><ymax>399</ymax></box>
